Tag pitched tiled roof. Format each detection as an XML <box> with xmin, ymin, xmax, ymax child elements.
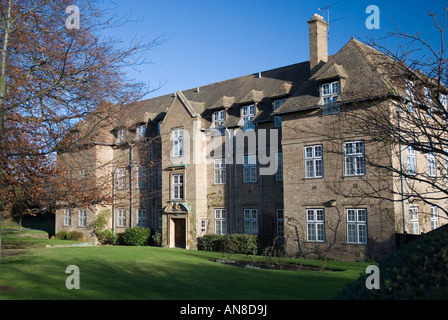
<box><xmin>274</xmin><ymin>38</ymin><xmax>395</xmax><ymax>115</ymax></box>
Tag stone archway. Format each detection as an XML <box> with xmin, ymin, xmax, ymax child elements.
<box><xmin>163</xmin><ymin>202</ymin><xmax>191</xmax><ymax>249</ymax></box>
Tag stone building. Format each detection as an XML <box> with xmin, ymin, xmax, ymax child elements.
<box><xmin>55</xmin><ymin>13</ymin><xmax>447</xmax><ymax>261</ymax></box>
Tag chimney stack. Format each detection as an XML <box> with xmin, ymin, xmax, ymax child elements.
<box><xmin>308</xmin><ymin>13</ymin><xmax>328</xmax><ymax>72</ymax></box>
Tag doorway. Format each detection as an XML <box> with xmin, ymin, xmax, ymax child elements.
<box><xmin>174</xmin><ymin>218</ymin><xmax>186</xmax><ymax>248</ymax></box>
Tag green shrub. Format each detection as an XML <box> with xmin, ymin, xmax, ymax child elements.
<box><xmin>96</xmin><ymin>229</ymin><xmax>115</xmax><ymax>245</ymax></box>
<box><xmin>197</xmin><ymin>234</ymin><xmax>257</xmax><ymax>255</ymax></box>
<box><xmin>197</xmin><ymin>234</ymin><xmax>225</xmax><ymax>252</ymax></box>
<box><xmin>66</xmin><ymin>231</ymin><xmax>85</xmax><ymax>241</ymax></box>
<box><xmin>151</xmin><ymin>232</ymin><xmax>162</xmax><ymax>247</ymax></box>
<box><xmin>120</xmin><ymin>227</ymin><xmax>151</xmax><ymax>246</ymax></box>
<box><xmin>55</xmin><ymin>230</ymin><xmax>68</xmax><ymax>240</ymax></box>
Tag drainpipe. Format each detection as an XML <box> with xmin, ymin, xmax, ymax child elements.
<box><xmin>112</xmin><ymin>164</ymin><xmax>116</xmax><ymax>236</ymax></box>
<box><xmin>129</xmin><ymin>142</ymin><xmax>134</xmax><ymax>228</ymax></box>
<box><xmin>397</xmin><ymin>107</ymin><xmax>407</xmax><ymax>233</ymax></box>
<box><xmin>226</xmin><ymin>128</ymin><xmax>233</xmax><ymax>234</ymax></box>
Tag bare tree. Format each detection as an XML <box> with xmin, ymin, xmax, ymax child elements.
<box><xmin>0</xmin><ymin>0</ymin><xmax>165</xmax><ymax>263</ymax></box>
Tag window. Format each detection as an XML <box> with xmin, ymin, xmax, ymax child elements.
<box><xmin>215</xmin><ymin>209</ymin><xmax>227</xmax><ymax>235</ymax></box>
<box><xmin>78</xmin><ymin>209</ymin><xmax>87</xmax><ymax>227</ymax></box>
<box><xmin>118</xmin><ymin>209</ymin><xmax>126</xmax><ymax>227</ymax></box>
<box><xmin>172</xmin><ymin>174</ymin><xmax>184</xmax><ymax>200</ymax></box>
<box><xmin>306</xmin><ymin>209</ymin><xmax>325</xmax><ymax>242</ymax></box>
<box><xmin>200</xmin><ymin>219</ymin><xmax>207</xmax><ymax>233</ymax></box>
<box><xmin>406</xmin><ymin>80</ymin><xmax>414</xmax><ymax>100</ymax></box>
<box><xmin>158</xmin><ymin>163</ymin><xmax>162</xmax><ymax>188</ymax></box>
<box><xmin>346</xmin><ymin>209</ymin><xmax>367</xmax><ymax>244</ymax></box>
<box><xmin>409</xmin><ymin>207</ymin><xmax>419</xmax><ymax>235</ymax></box>
<box><xmin>407</xmin><ymin>146</ymin><xmax>416</xmax><ymax>175</ymax></box>
<box><xmin>440</xmin><ymin>94</ymin><xmax>447</xmax><ymax>109</ymax></box>
<box><xmin>242</xmin><ymin>105</ymin><xmax>255</xmax><ymax>131</ymax></box>
<box><xmin>117</xmin><ymin>128</ymin><xmax>126</xmax><ymax>143</ymax></box>
<box><xmin>273</xmin><ymin>99</ymin><xmax>286</xmax><ymax>128</ymax></box>
<box><xmin>321</xmin><ymin>81</ymin><xmax>340</xmax><ymax>115</ymax></box>
<box><xmin>172</xmin><ymin>129</ymin><xmax>184</xmax><ymax>157</ymax></box>
<box><xmin>275</xmin><ymin>152</ymin><xmax>283</xmax><ymax>181</ymax></box>
<box><xmin>137</xmin><ymin>166</ymin><xmax>148</xmax><ymax>189</ymax></box>
<box><xmin>213</xmin><ymin>110</ymin><xmax>225</xmax><ymax>135</ymax></box>
<box><xmin>243</xmin><ymin>155</ymin><xmax>257</xmax><ymax>183</ymax></box>
<box><xmin>344</xmin><ymin>141</ymin><xmax>365</xmax><ymax>176</ymax></box>
<box><xmin>78</xmin><ymin>169</ymin><xmax>86</xmax><ymax>182</ymax></box>
<box><xmin>137</xmin><ymin>124</ymin><xmax>146</xmax><ymax>139</ymax></box>
<box><xmin>214</xmin><ymin>158</ymin><xmax>226</xmax><ymax>184</ymax></box>
<box><xmin>63</xmin><ymin>209</ymin><xmax>71</xmax><ymax>226</ymax></box>
<box><xmin>117</xmin><ymin>167</ymin><xmax>126</xmax><ymax>190</ymax></box>
<box><xmin>430</xmin><ymin>206</ymin><xmax>439</xmax><ymax>230</ymax></box>
<box><xmin>244</xmin><ymin>209</ymin><xmax>258</xmax><ymax>235</ymax></box>
<box><xmin>276</xmin><ymin>208</ymin><xmax>284</xmax><ymax>238</ymax></box>
<box><xmin>137</xmin><ymin>209</ymin><xmax>147</xmax><ymax>227</ymax></box>
<box><xmin>424</xmin><ymin>87</ymin><xmax>432</xmax><ymax>104</ymax></box>
<box><xmin>158</xmin><ymin>209</ymin><xmax>163</xmax><ymax>229</ymax></box>
<box><xmin>305</xmin><ymin>145</ymin><xmax>323</xmax><ymax>178</ymax></box>
<box><xmin>428</xmin><ymin>152</ymin><xmax>436</xmax><ymax>177</ymax></box>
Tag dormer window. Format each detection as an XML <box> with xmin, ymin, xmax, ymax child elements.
<box><xmin>321</xmin><ymin>81</ymin><xmax>340</xmax><ymax>115</ymax></box>
<box><xmin>213</xmin><ymin>110</ymin><xmax>226</xmax><ymax>135</ymax></box>
<box><xmin>273</xmin><ymin>99</ymin><xmax>286</xmax><ymax>127</ymax></box>
<box><xmin>424</xmin><ymin>87</ymin><xmax>432</xmax><ymax>105</ymax></box>
<box><xmin>117</xmin><ymin>128</ymin><xmax>126</xmax><ymax>143</ymax></box>
<box><xmin>440</xmin><ymin>94</ymin><xmax>447</xmax><ymax>109</ymax></box>
<box><xmin>405</xmin><ymin>80</ymin><xmax>414</xmax><ymax>100</ymax></box>
<box><xmin>242</xmin><ymin>104</ymin><xmax>255</xmax><ymax>131</ymax></box>
<box><xmin>137</xmin><ymin>124</ymin><xmax>146</xmax><ymax>139</ymax></box>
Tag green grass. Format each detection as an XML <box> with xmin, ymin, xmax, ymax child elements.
<box><xmin>0</xmin><ymin>230</ymin><xmax>369</xmax><ymax>300</ymax></box>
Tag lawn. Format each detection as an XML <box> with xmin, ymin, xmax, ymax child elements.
<box><xmin>0</xmin><ymin>227</ymin><xmax>369</xmax><ymax>300</ymax></box>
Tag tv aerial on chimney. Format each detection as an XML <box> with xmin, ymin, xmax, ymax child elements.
<box><xmin>318</xmin><ymin>2</ymin><xmax>344</xmax><ymax>39</ymax></box>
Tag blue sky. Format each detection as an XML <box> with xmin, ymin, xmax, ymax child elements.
<box><xmin>99</xmin><ymin>0</ymin><xmax>447</xmax><ymax>98</ymax></box>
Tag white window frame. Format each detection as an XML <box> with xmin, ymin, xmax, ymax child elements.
<box><xmin>137</xmin><ymin>208</ymin><xmax>147</xmax><ymax>227</ymax></box>
<box><xmin>275</xmin><ymin>152</ymin><xmax>283</xmax><ymax>181</ymax></box>
<box><xmin>424</xmin><ymin>87</ymin><xmax>432</xmax><ymax>105</ymax></box>
<box><xmin>215</xmin><ymin>209</ymin><xmax>227</xmax><ymax>235</ymax></box>
<box><xmin>137</xmin><ymin>124</ymin><xmax>146</xmax><ymax>139</ymax></box>
<box><xmin>213</xmin><ymin>110</ymin><xmax>226</xmax><ymax>135</ymax></box>
<box><xmin>440</xmin><ymin>94</ymin><xmax>447</xmax><ymax>109</ymax></box>
<box><xmin>214</xmin><ymin>158</ymin><xmax>226</xmax><ymax>184</ymax></box>
<box><xmin>306</xmin><ymin>209</ymin><xmax>325</xmax><ymax>242</ymax></box>
<box><xmin>243</xmin><ymin>155</ymin><xmax>257</xmax><ymax>183</ymax></box>
<box><xmin>78</xmin><ymin>169</ymin><xmax>86</xmax><ymax>182</ymax></box>
<box><xmin>63</xmin><ymin>209</ymin><xmax>71</xmax><ymax>226</ymax></box>
<box><xmin>276</xmin><ymin>208</ymin><xmax>284</xmax><ymax>238</ymax></box>
<box><xmin>344</xmin><ymin>141</ymin><xmax>365</xmax><ymax>176</ymax></box>
<box><xmin>428</xmin><ymin>152</ymin><xmax>436</xmax><ymax>177</ymax></box>
<box><xmin>346</xmin><ymin>209</ymin><xmax>367</xmax><ymax>244</ymax></box>
<box><xmin>321</xmin><ymin>81</ymin><xmax>340</xmax><ymax>115</ymax></box>
<box><xmin>430</xmin><ymin>206</ymin><xmax>439</xmax><ymax>230</ymax></box>
<box><xmin>305</xmin><ymin>145</ymin><xmax>323</xmax><ymax>178</ymax></box>
<box><xmin>244</xmin><ymin>208</ymin><xmax>258</xmax><ymax>235</ymax></box>
<box><xmin>117</xmin><ymin>128</ymin><xmax>126</xmax><ymax>143</ymax></box>
<box><xmin>273</xmin><ymin>99</ymin><xmax>286</xmax><ymax>128</ymax></box>
<box><xmin>241</xmin><ymin>104</ymin><xmax>255</xmax><ymax>131</ymax></box>
<box><xmin>78</xmin><ymin>209</ymin><xmax>87</xmax><ymax>227</ymax></box>
<box><xmin>172</xmin><ymin>173</ymin><xmax>184</xmax><ymax>200</ymax></box>
<box><xmin>406</xmin><ymin>79</ymin><xmax>414</xmax><ymax>100</ymax></box>
<box><xmin>200</xmin><ymin>219</ymin><xmax>207</xmax><ymax>233</ymax></box>
<box><xmin>172</xmin><ymin>129</ymin><xmax>184</xmax><ymax>157</ymax></box>
<box><xmin>407</xmin><ymin>146</ymin><xmax>416</xmax><ymax>175</ymax></box>
<box><xmin>117</xmin><ymin>167</ymin><xmax>126</xmax><ymax>190</ymax></box>
<box><xmin>137</xmin><ymin>166</ymin><xmax>148</xmax><ymax>189</ymax></box>
<box><xmin>118</xmin><ymin>208</ymin><xmax>126</xmax><ymax>227</ymax></box>
<box><xmin>409</xmin><ymin>207</ymin><xmax>419</xmax><ymax>235</ymax></box>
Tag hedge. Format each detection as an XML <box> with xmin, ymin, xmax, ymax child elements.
<box><xmin>197</xmin><ymin>234</ymin><xmax>258</xmax><ymax>255</ymax></box>
<box><xmin>334</xmin><ymin>225</ymin><xmax>448</xmax><ymax>300</ymax></box>
<box><xmin>116</xmin><ymin>227</ymin><xmax>152</xmax><ymax>246</ymax></box>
